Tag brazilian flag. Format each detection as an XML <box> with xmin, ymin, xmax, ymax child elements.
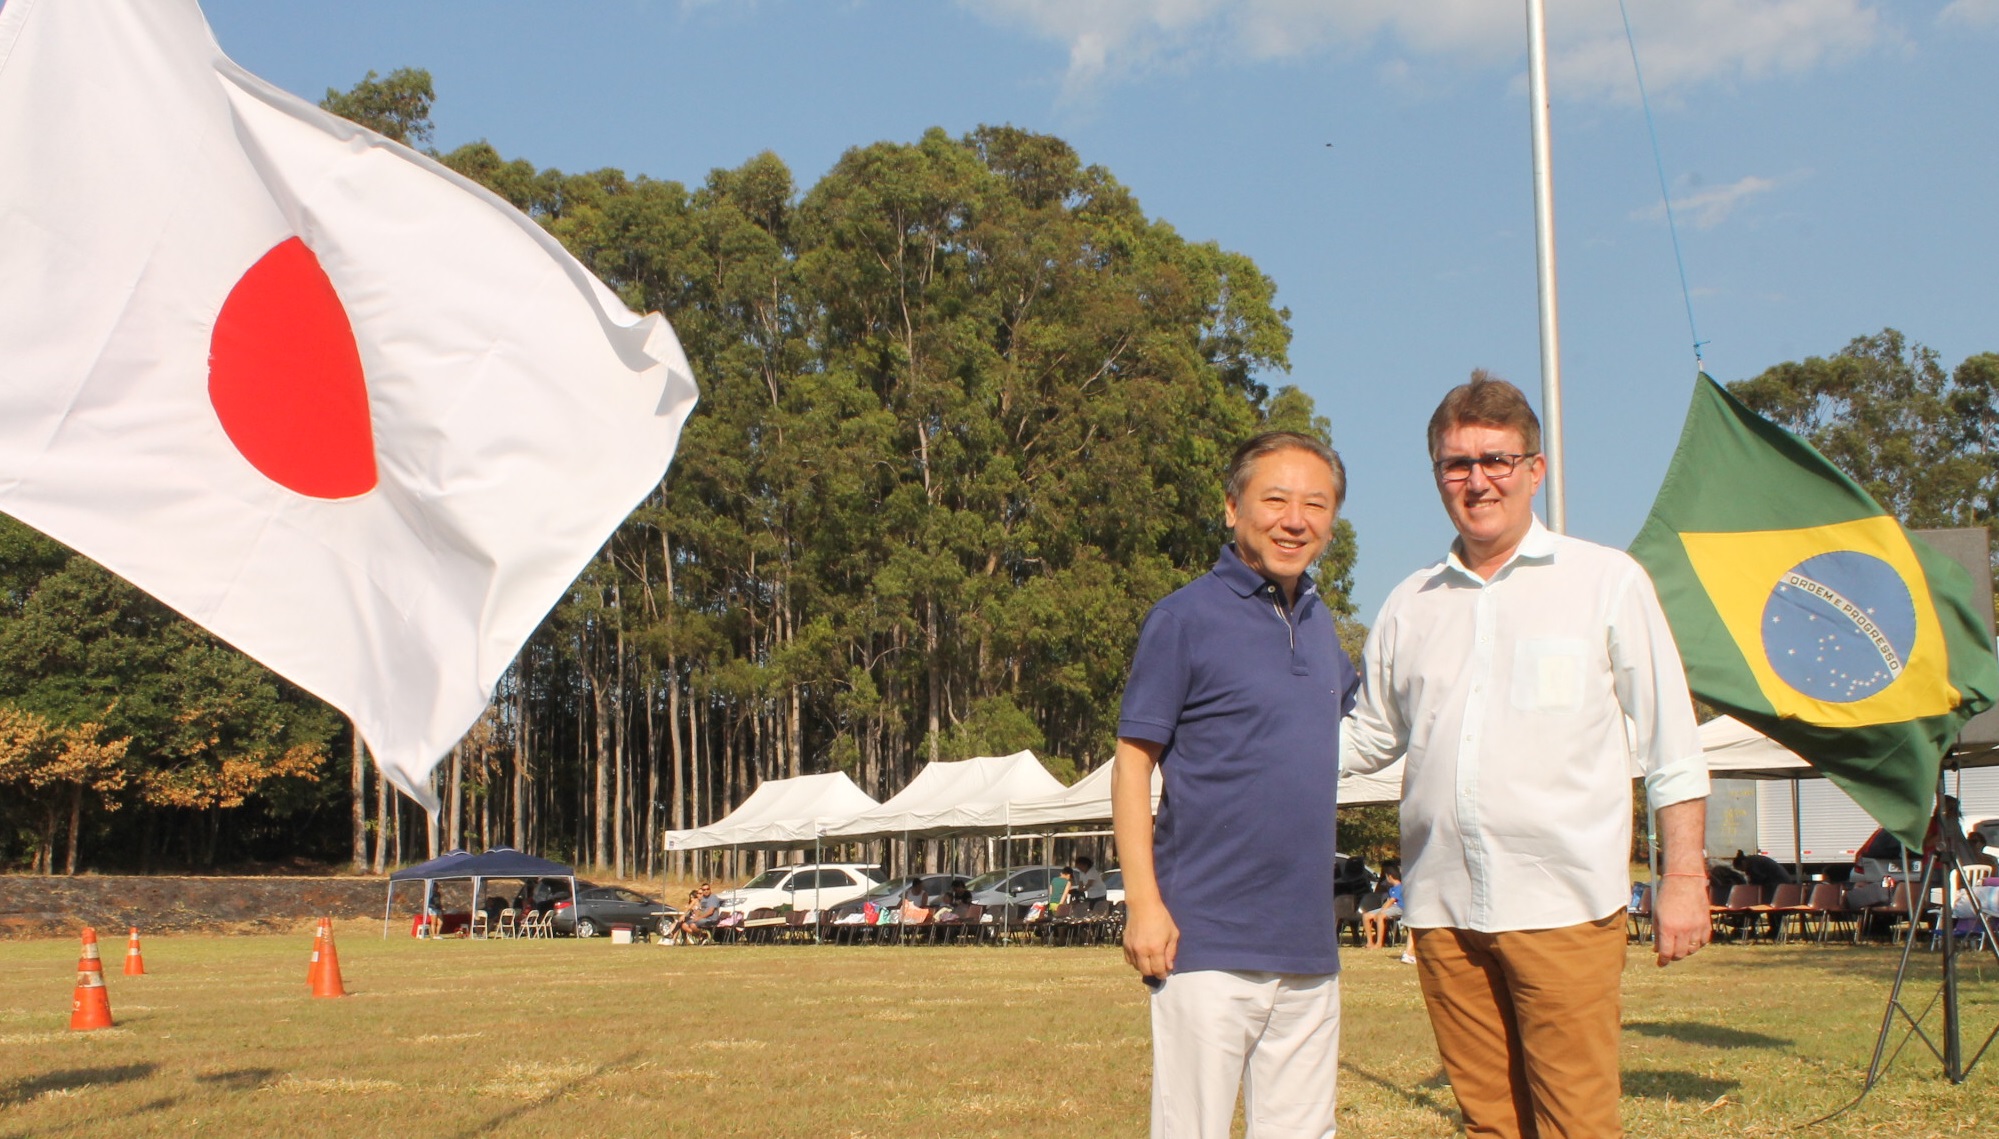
<box><xmin>1631</xmin><ymin>376</ymin><xmax>1999</xmax><ymax>846</ymax></box>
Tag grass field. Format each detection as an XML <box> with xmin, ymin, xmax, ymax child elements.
<box><xmin>1</xmin><ymin>924</ymin><xmax>1996</xmax><ymax>1138</ymax></box>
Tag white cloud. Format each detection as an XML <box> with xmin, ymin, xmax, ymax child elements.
<box><xmin>1632</xmin><ymin>173</ymin><xmax>1781</xmax><ymax>229</ymax></box>
<box><xmin>967</xmin><ymin>0</ymin><xmax>1885</xmax><ymax>101</ymax></box>
<box><xmin>1940</xmin><ymin>0</ymin><xmax>1999</xmax><ymax>27</ymax></box>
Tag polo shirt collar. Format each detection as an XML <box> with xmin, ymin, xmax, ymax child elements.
<box><xmin>1213</xmin><ymin>544</ymin><xmax>1317</xmax><ymax>604</ymax></box>
<box><xmin>1442</xmin><ymin>514</ymin><xmax>1558</xmax><ymax>582</ymax></box>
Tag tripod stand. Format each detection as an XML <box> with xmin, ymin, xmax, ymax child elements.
<box><xmin>1857</xmin><ymin>768</ymin><xmax>1999</xmax><ymax>1092</ymax></box>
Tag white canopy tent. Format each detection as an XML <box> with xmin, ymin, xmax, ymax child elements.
<box><xmin>661</xmin><ymin>771</ymin><xmax>880</xmax><ymax>851</ymax></box>
<box><xmin>1333</xmin><ymin>716</ymin><xmax>1814</xmax><ymax>812</ymax></box>
<box><xmin>1002</xmin><ymin>759</ymin><xmax>1161</xmax><ymax>829</ymax></box>
<box><xmin>820</xmin><ymin>750</ymin><xmax>1066</xmax><ymax>843</ymax></box>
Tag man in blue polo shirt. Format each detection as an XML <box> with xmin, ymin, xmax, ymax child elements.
<box><xmin>1112</xmin><ymin>430</ymin><xmax>1358</xmax><ymax>1138</ymax></box>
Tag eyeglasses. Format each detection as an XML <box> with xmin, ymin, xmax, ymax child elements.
<box><xmin>1433</xmin><ymin>452</ymin><xmax>1538</xmax><ymax>483</ymax></box>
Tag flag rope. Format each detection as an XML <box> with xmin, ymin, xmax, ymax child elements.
<box><xmin>1617</xmin><ymin>0</ymin><xmax>1707</xmax><ymax>373</ymax></box>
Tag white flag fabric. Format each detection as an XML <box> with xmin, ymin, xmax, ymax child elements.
<box><xmin>0</xmin><ymin>0</ymin><xmax>699</xmax><ymax>808</ymax></box>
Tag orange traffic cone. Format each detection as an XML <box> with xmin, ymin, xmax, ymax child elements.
<box><xmin>307</xmin><ymin>917</ymin><xmax>328</xmax><ymax>989</ymax></box>
<box><xmin>123</xmin><ymin>927</ymin><xmax>146</xmax><ymax>976</ymax></box>
<box><xmin>311</xmin><ymin>918</ymin><xmax>346</xmax><ymax>998</ymax></box>
<box><xmin>70</xmin><ymin>927</ymin><xmax>114</xmax><ymax>1030</ymax></box>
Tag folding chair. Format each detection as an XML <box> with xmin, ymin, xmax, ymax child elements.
<box><xmin>1799</xmin><ymin>882</ymin><xmax>1850</xmax><ymax>942</ymax></box>
<box><xmin>1764</xmin><ymin>883</ymin><xmax>1810</xmax><ymax>943</ymax></box>
<box><xmin>1627</xmin><ymin>883</ymin><xmax>1653</xmax><ymax>944</ymax></box>
<box><xmin>1712</xmin><ymin>884</ymin><xmax>1767</xmax><ymax>942</ymax></box>
<box><xmin>1857</xmin><ymin>882</ymin><xmax>1914</xmax><ymax>945</ymax></box>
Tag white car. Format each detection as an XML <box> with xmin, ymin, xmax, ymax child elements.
<box><xmin>714</xmin><ymin>863</ymin><xmax>881</xmax><ymax>915</ymax></box>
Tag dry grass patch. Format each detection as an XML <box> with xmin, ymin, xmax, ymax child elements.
<box><xmin>0</xmin><ymin>931</ymin><xmax>1990</xmax><ymax>1135</ymax></box>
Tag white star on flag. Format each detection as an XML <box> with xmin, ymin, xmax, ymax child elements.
<box><xmin>0</xmin><ymin>0</ymin><xmax>699</xmax><ymax>808</ymax></box>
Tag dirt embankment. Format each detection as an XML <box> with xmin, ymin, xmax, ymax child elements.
<box><xmin>0</xmin><ymin>875</ymin><xmax>422</xmax><ymax>938</ymax></box>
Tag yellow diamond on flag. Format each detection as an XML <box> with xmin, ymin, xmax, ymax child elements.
<box><xmin>1680</xmin><ymin>516</ymin><xmax>1959</xmax><ymax>728</ymax></box>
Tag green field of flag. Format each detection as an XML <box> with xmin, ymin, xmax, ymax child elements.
<box><xmin>1630</xmin><ymin>376</ymin><xmax>1999</xmax><ymax>846</ymax></box>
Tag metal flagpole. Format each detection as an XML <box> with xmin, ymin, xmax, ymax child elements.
<box><xmin>1525</xmin><ymin>0</ymin><xmax>1566</xmax><ymax>533</ymax></box>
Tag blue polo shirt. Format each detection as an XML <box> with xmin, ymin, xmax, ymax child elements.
<box><xmin>1118</xmin><ymin>544</ymin><xmax>1357</xmax><ymax>976</ymax></box>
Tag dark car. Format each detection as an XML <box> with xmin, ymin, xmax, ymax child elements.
<box><xmin>549</xmin><ymin>885</ymin><xmax>677</xmax><ymax>939</ymax></box>
<box><xmin>968</xmin><ymin>865</ymin><xmax>1060</xmax><ymax>909</ymax></box>
<box><xmin>826</xmin><ymin>874</ymin><xmax>969</xmax><ymax>922</ymax></box>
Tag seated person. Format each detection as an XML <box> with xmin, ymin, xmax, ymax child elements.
<box><xmin>1707</xmin><ymin>860</ymin><xmax>1749</xmax><ymax>900</ymax></box>
<box><xmin>1733</xmin><ymin>850</ymin><xmax>1794</xmax><ymax>889</ymax></box>
<box><xmin>1074</xmin><ymin>856</ymin><xmax>1108</xmax><ymax>914</ymax></box>
<box><xmin>903</xmin><ymin>879</ymin><xmax>929</xmax><ymax>910</ymax></box>
<box><xmin>1046</xmin><ymin>867</ymin><xmax>1073</xmax><ymax>908</ymax></box>
<box><xmin>1362</xmin><ymin>866</ymin><xmax>1404</xmax><ymax>950</ymax></box>
<box><xmin>670</xmin><ymin>890</ymin><xmax>707</xmax><ymax>943</ymax></box>
<box><xmin>675</xmin><ymin>883</ymin><xmax>722</xmax><ymax>941</ymax></box>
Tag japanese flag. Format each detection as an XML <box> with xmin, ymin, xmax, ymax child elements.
<box><xmin>0</xmin><ymin>0</ymin><xmax>699</xmax><ymax>808</ymax></box>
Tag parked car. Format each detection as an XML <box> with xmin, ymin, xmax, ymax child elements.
<box><xmin>550</xmin><ymin>885</ymin><xmax>677</xmax><ymax>938</ymax></box>
<box><xmin>714</xmin><ymin>863</ymin><xmax>881</xmax><ymax>915</ymax></box>
<box><xmin>967</xmin><ymin>865</ymin><xmax>1060</xmax><ymax>909</ymax></box>
<box><xmin>1333</xmin><ymin>853</ymin><xmax>1376</xmax><ymax>898</ymax></box>
<box><xmin>825</xmin><ymin>874</ymin><xmax>969</xmax><ymax>922</ymax></box>
<box><xmin>1851</xmin><ymin>827</ymin><xmax>1920</xmax><ymax>885</ymax></box>
<box><xmin>1970</xmin><ymin>817</ymin><xmax>1999</xmax><ymax>855</ymax></box>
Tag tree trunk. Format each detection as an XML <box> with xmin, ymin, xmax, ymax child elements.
<box><xmin>63</xmin><ymin>784</ymin><xmax>83</xmax><ymax>875</ymax></box>
<box><xmin>513</xmin><ymin>659</ymin><xmax>528</xmax><ymax>851</ymax></box>
<box><xmin>350</xmin><ymin>719</ymin><xmax>368</xmax><ymax>872</ymax></box>
<box><xmin>426</xmin><ymin>769</ymin><xmax>440</xmax><ymax>860</ymax></box>
<box><xmin>372</xmin><ymin>752</ymin><xmax>390</xmax><ymax>873</ymax></box>
<box><xmin>447</xmin><ymin>742</ymin><xmax>464</xmax><ymax>852</ymax></box>
<box><xmin>643</xmin><ymin>677</ymin><xmax>658</xmax><ymax>878</ymax></box>
<box><xmin>926</xmin><ymin>598</ymin><xmax>941</xmax><ymax>763</ymax></box>
<box><xmin>613</xmin><ymin>590</ymin><xmax>627</xmax><ymax>879</ymax></box>
<box><xmin>586</xmin><ymin>640</ymin><xmax>612</xmax><ymax>873</ymax></box>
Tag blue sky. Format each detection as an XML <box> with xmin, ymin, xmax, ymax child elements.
<box><xmin>198</xmin><ymin>0</ymin><xmax>1999</xmax><ymax>617</ymax></box>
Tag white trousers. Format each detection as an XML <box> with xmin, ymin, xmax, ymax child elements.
<box><xmin>1150</xmin><ymin>969</ymin><xmax>1341</xmax><ymax>1139</ymax></box>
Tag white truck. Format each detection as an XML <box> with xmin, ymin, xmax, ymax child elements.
<box><xmin>1716</xmin><ymin>767</ymin><xmax>1999</xmax><ymax>877</ymax></box>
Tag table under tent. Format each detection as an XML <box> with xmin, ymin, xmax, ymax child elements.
<box><xmin>382</xmin><ymin>847</ymin><xmax>578</xmax><ymax>938</ymax></box>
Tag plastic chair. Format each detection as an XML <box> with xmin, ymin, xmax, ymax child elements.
<box><xmin>1764</xmin><ymin>883</ymin><xmax>1810</xmax><ymax>943</ymax></box>
<box><xmin>496</xmin><ymin>908</ymin><xmax>517</xmax><ymax>938</ymax></box>
<box><xmin>1712</xmin><ymin>884</ymin><xmax>1767</xmax><ymax>941</ymax></box>
<box><xmin>1800</xmin><ymin>883</ymin><xmax>1852</xmax><ymax>942</ymax></box>
<box><xmin>1857</xmin><ymin>882</ymin><xmax>1914</xmax><ymax>944</ymax></box>
<box><xmin>470</xmin><ymin>911</ymin><xmax>489</xmax><ymax>939</ymax></box>
<box><xmin>1626</xmin><ymin>884</ymin><xmax>1653</xmax><ymax>943</ymax></box>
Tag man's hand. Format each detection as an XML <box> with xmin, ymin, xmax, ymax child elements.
<box><xmin>1654</xmin><ymin>874</ymin><xmax>1710</xmax><ymax>966</ymax></box>
<box><xmin>1123</xmin><ymin>901</ymin><xmax>1179</xmax><ymax>979</ymax></box>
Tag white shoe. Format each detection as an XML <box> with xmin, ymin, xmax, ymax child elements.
<box><xmin>1400</xmin><ymin>952</ymin><xmax>1416</xmax><ymax>964</ymax></box>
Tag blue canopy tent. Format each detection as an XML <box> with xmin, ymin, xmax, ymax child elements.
<box><xmin>382</xmin><ymin>847</ymin><xmax>577</xmax><ymax>938</ymax></box>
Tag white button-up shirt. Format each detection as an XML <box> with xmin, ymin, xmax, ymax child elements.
<box><xmin>1342</xmin><ymin>517</ymin><xmax>1708</xmax><ymax>932</ymax></box>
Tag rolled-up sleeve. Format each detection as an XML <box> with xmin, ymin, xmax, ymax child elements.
<box><xmin>1341</xmin><ymin>614</ymin><xmax>1407</xmax><ymax>775</ymax></box>
<box><xmin>1608</xmin><ymin>563</ymin><xmax>1708</xmax><ymax>810</ymax></box>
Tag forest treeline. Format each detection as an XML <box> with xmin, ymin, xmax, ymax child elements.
<box><xmin>3</xmin><ymin>71</ymin><xmax>1994</xmax><ymax>878</ymax></box>
<box><xmin>0</xmin><ymin>69</ymin><xmax>1361</xmax><ymax>876</ymax></box>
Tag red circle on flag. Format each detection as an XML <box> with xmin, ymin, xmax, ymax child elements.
<box><xmin>208</xmin><ymin>237</ymin><xmax>377</xmax><ymax>498</ymax></box>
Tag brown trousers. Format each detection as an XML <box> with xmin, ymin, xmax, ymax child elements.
<box><xmin>1409</xmin><ymin>915</ymin><xmax>1626</xmax><ymax>1139</ymax></box>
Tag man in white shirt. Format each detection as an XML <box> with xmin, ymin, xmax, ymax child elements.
<box><xmin>1343</xmin><ymin>372</ymin><xmax>1711</xmax><ymax>1139</ymax></box>
<box><xmin>1074</xmin><ymin>855</ymin><xmax>1109</xmax><ymax>913</ymax></box>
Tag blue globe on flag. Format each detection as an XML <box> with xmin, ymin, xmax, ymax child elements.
<box><xmin>1761</xmin><ymin>551</ymin><xmax>1917</xmax><ymax>703</ymax></box>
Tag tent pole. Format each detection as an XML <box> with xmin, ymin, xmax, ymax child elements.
<box><xmin>382</xmin><ymin>881</ymin><xmax>393</xmax><ymax>939</ymax></box>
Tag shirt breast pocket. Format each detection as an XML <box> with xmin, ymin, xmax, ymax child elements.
<box><xmin>1510</xmin><ymin>638</ymin><xmax>1589</xmax><ymax>715</ymax></box>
